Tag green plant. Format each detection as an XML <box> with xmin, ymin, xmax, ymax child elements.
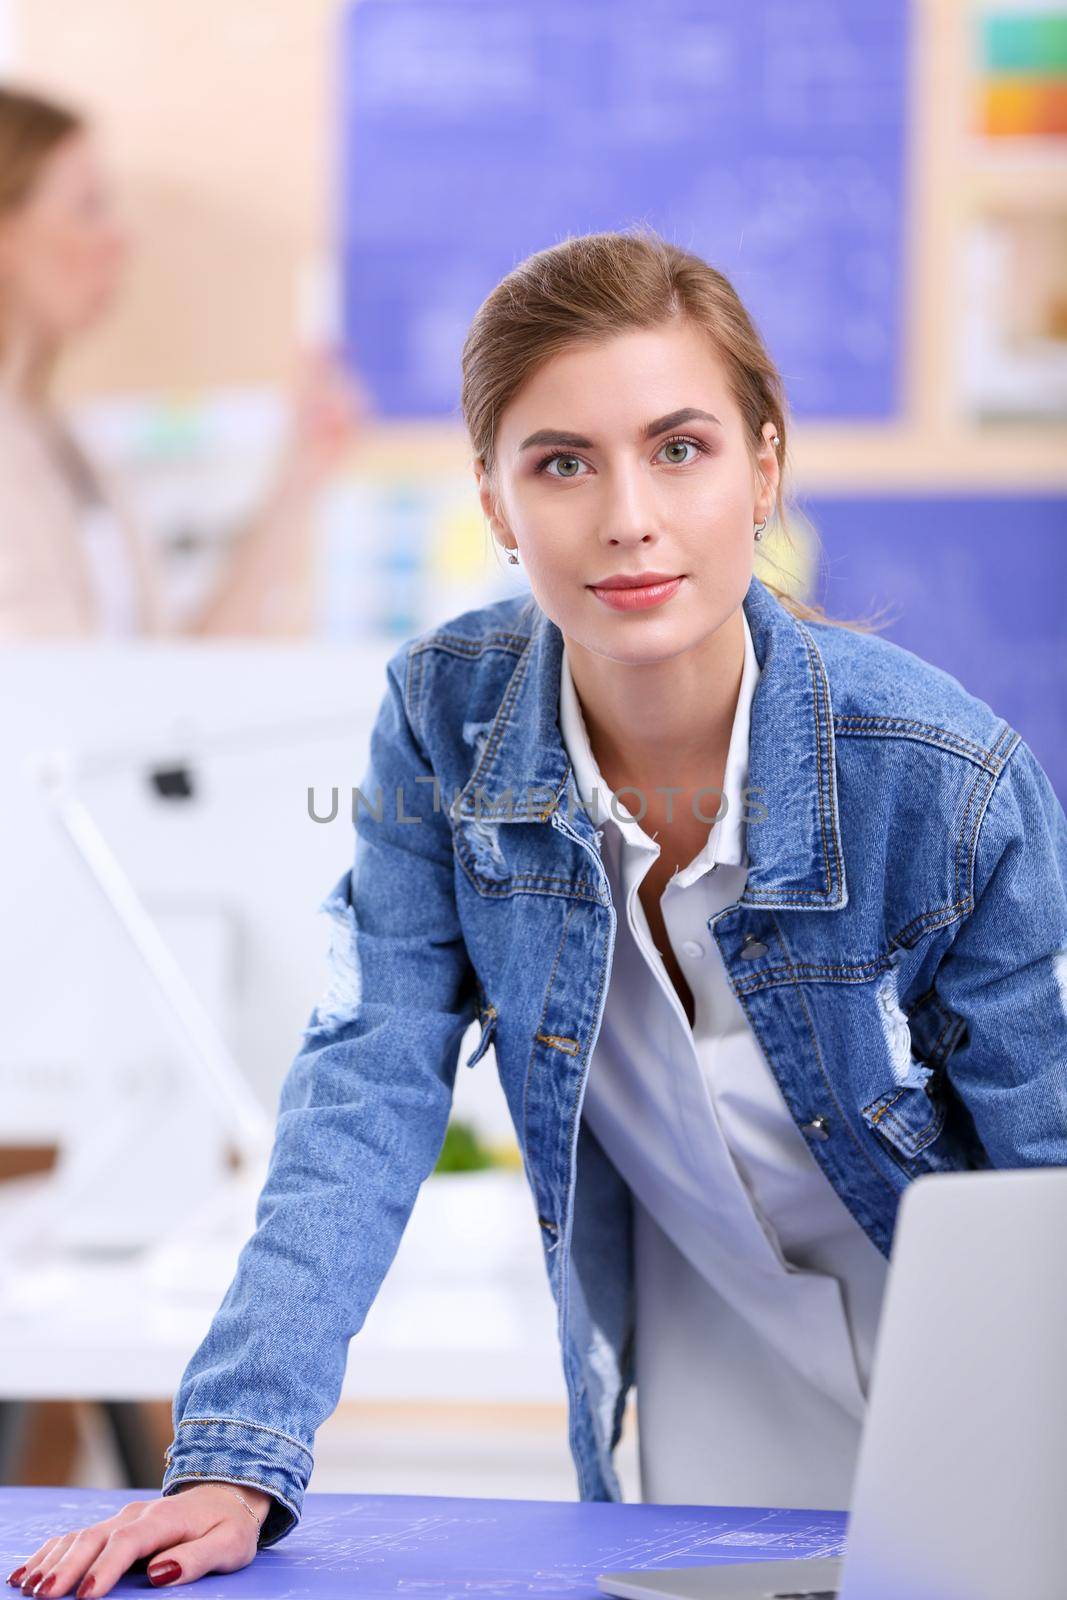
<box><xmin>433</xmin><ymin>1117</ymin><xmax>497</xmax><ymax>1174</ymax></box>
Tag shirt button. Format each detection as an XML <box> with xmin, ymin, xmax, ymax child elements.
<box><xmin>801</xmin><ymin>1116</ymin><xmax>831</xmax><ymax>1141</ymax></box>
<box><xmin>681</xmin><ymin>939</ymin><xmax>705</xmax><ymax>959</ymax></box>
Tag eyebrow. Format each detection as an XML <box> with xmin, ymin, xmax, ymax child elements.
<box><xmin>518</xmin><ymin>406</ymin><xmax>724</xmax><ymax>453</ymax></box>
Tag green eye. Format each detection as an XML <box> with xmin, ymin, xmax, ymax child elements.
<box><xmin>535</xmin><ymin>435</ymin><xmax>705</xmax><ymax>478</ymax></box>
<box><xmin>661</xmin><ymin>438</ymin><xmax>697</xmax><ymax>464</ymax></box>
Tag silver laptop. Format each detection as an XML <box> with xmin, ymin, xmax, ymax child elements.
<box><xmin>598</xmin><ymin>1166</ymin><xmax>1067</xmax><ymax>1600</ymax></box>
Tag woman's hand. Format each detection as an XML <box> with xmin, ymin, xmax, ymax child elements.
<box><xmin>276</xmin><ymin>346</ymin><xmax>373</xmax><ymax>494</ymax></box>
<box><xmin>181</xmin><ymin>347</ymin><xmax>373</xmax><ymax>636</ymax></box>
<box><xmin>6</xmin><ymin>1481</ymin><xmax>273</xmax><ymax>1596</ymax></box>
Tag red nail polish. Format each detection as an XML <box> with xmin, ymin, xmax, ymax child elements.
<box><xmin>21</xmin><ymin>1574</ymin><xmax>41</xmax><ymax>1594</ymax></box>
<box><xmin>147</xmin><ymin>1562</ymin><xmax>182</xmax><ymax>1587</ymax></box>
<box><xmin>33</xmin><ymin>1579</ymin><xmax>55</xmax><ymax>1597</ymax></box>
<box><xmin>6</xmin><ymin>1570</ymin><xmax>26</xmax><ymax>1588</ymax></box>
<box><xmin>75</xmin><ymin>1579</ymin><xmax>95</xmax><ymax>1600</ymax></box>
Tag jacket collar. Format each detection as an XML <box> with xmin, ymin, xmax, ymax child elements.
<box><xmin>452</xmin><ymin>572</ymin><xmax>848</xmax><ymax>911</ymax></box>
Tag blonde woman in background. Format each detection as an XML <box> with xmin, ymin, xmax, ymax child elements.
<box><xmin>0</xmin><ymin>83</ymin><xmax>367</xmax><ymax>638</ymax></box>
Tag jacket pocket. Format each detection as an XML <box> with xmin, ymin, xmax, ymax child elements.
<box><xmin>464</xmin><ymin>999</ymin><xmax>498</xmax><ymax>1068</ymax></box>
<box><xmin>861</xmin><ymin>1066</ymin><xmax>949</xmax><ymax>1171</ymax></box>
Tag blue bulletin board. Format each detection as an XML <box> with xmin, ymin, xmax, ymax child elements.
<box><xmin>338</xmin><ymin>0</ymin><xmax>912</xmax><ymax>421</ymax></box>
<box><xmin>803</xmin><ymin>493</ymin><xmax>1067</xmax><ymax>804</ymax></box>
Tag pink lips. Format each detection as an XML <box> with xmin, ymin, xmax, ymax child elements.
<box><xmin>588</xmin><ymin>575</ymin><xmax>684</xmax><ymax>612</ymax></box>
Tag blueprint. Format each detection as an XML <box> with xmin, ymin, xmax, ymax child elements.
<box><xmin>339</xmin><ymin>0</ymin><xmax>911</xmax><ymax>420</ymax></box>
<box><xmin>1</xmin><ymin>1487</ymin><xmax>847</xmax><ymax>1598</ymax></box>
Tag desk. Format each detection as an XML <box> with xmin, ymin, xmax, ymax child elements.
<box><xmin>1</xmin><ymin>1487</ymin><xmax>848</xmax><ymax>1598</ymax></box>
<box><xmin>0</xmin><ymin>1165</ymin><xmax>564</xmax><ymax>1401</ymax></box>
<box><xmin>0</xmin><ymin>1169</ymin><xmax>566</xmax><ymax>1485</ymax></box>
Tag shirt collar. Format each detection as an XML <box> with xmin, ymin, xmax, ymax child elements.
<box><xmin>558</xmin><ymin>605</ymin><xmax>760</xmax><ymax>873</ymax></box>
<box><xmin>448</xmin><ymin>572</ymin><xmax>848</xmax><ymax>914</ymax></box>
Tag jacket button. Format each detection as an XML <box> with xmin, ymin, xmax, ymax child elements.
<box><xmin>801</xmin><ymin>1116</ymin><xmax>831</xmax><ymax>1141</ymax></box>
<box><xmin>739</xmin><ymin>934</ymin><xmax>767</xmax><ymax>959</ymax></box>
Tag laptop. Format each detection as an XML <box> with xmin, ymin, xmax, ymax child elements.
<box><xmin>597</xmin><ymin>1166</ymin><xmax>1067</xmax><ymax>1600</ymax></box>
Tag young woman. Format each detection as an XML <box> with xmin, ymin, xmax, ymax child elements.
<box><xmin>11</xmin><ymin>227</ymin><xmax>1066</xmax><ymax>1596</ymax></box>
<box><xmin>0</xmin><ymin>84</ymin><xmax>362</xmax><ymax>638</ymax></box>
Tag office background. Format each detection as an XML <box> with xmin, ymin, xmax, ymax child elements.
<box><xmin>0</xmin><ymin>0</ymin><xmax>1064</xmax><ymax>1509</ymax></box>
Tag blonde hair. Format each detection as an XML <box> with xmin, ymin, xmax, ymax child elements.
<box><xmin>460</xmin><ymin>224</ymin><xmax>889</xmax><ymax>635</ymax></box>
<box><xmin>0</xmin><ymin>83</ymin><xmax>86</xmax><ymax>372</ymax></box>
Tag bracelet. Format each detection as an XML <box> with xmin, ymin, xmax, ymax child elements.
<box><xmin>220</xmin><ymin>1483</ymin><xmax>269</xmax><ymax>1527</ymax></box>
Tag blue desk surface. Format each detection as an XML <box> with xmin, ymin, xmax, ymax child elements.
<box><xmin>2</xmin><ymin>1487</ymin><xmax>848</xmax><ymax>1598</ymax></box>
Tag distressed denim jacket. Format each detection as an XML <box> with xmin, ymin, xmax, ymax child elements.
<box><xmin>161</xmin><ymin>573</ymin><xmax>1067</xmax><ymax>1546</ymax></box>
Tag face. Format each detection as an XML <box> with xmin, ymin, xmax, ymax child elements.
<box><xmin>476</xmin><ymin>320</ymin><xmax>779</xmax><ymax>665</ymax></box>
<box><xmin>0</xmin><ymin>130</ymin><xmax>129</xmax><ymax>344</ymax></box>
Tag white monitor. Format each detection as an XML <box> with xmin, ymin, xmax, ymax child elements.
<box><xmin>0</xmin><ymin>641</ymin><xmax>510</xmax><ymax>1249</ymax></box>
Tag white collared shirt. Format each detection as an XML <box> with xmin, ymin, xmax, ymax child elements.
<box><xmin>82</xmin><ymin>503</ymin><xmax>140</xmax><ymax>636</ymax></box>
<box><xmin>558</xmin><ymin>607</ymin><xmax>890</xmax><ymax>1510</ymax></box>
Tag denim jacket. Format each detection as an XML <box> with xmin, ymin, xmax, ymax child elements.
<box><xmin>161</xmin><ymin>572</ymin><xmax>1067</xmax><ymax>1546</ymax></box>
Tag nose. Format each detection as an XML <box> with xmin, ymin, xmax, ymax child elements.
<box><xmin>597</xmin><ymin>457</ymin><xmax>657</xmax><ymax>547</ymax></box>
